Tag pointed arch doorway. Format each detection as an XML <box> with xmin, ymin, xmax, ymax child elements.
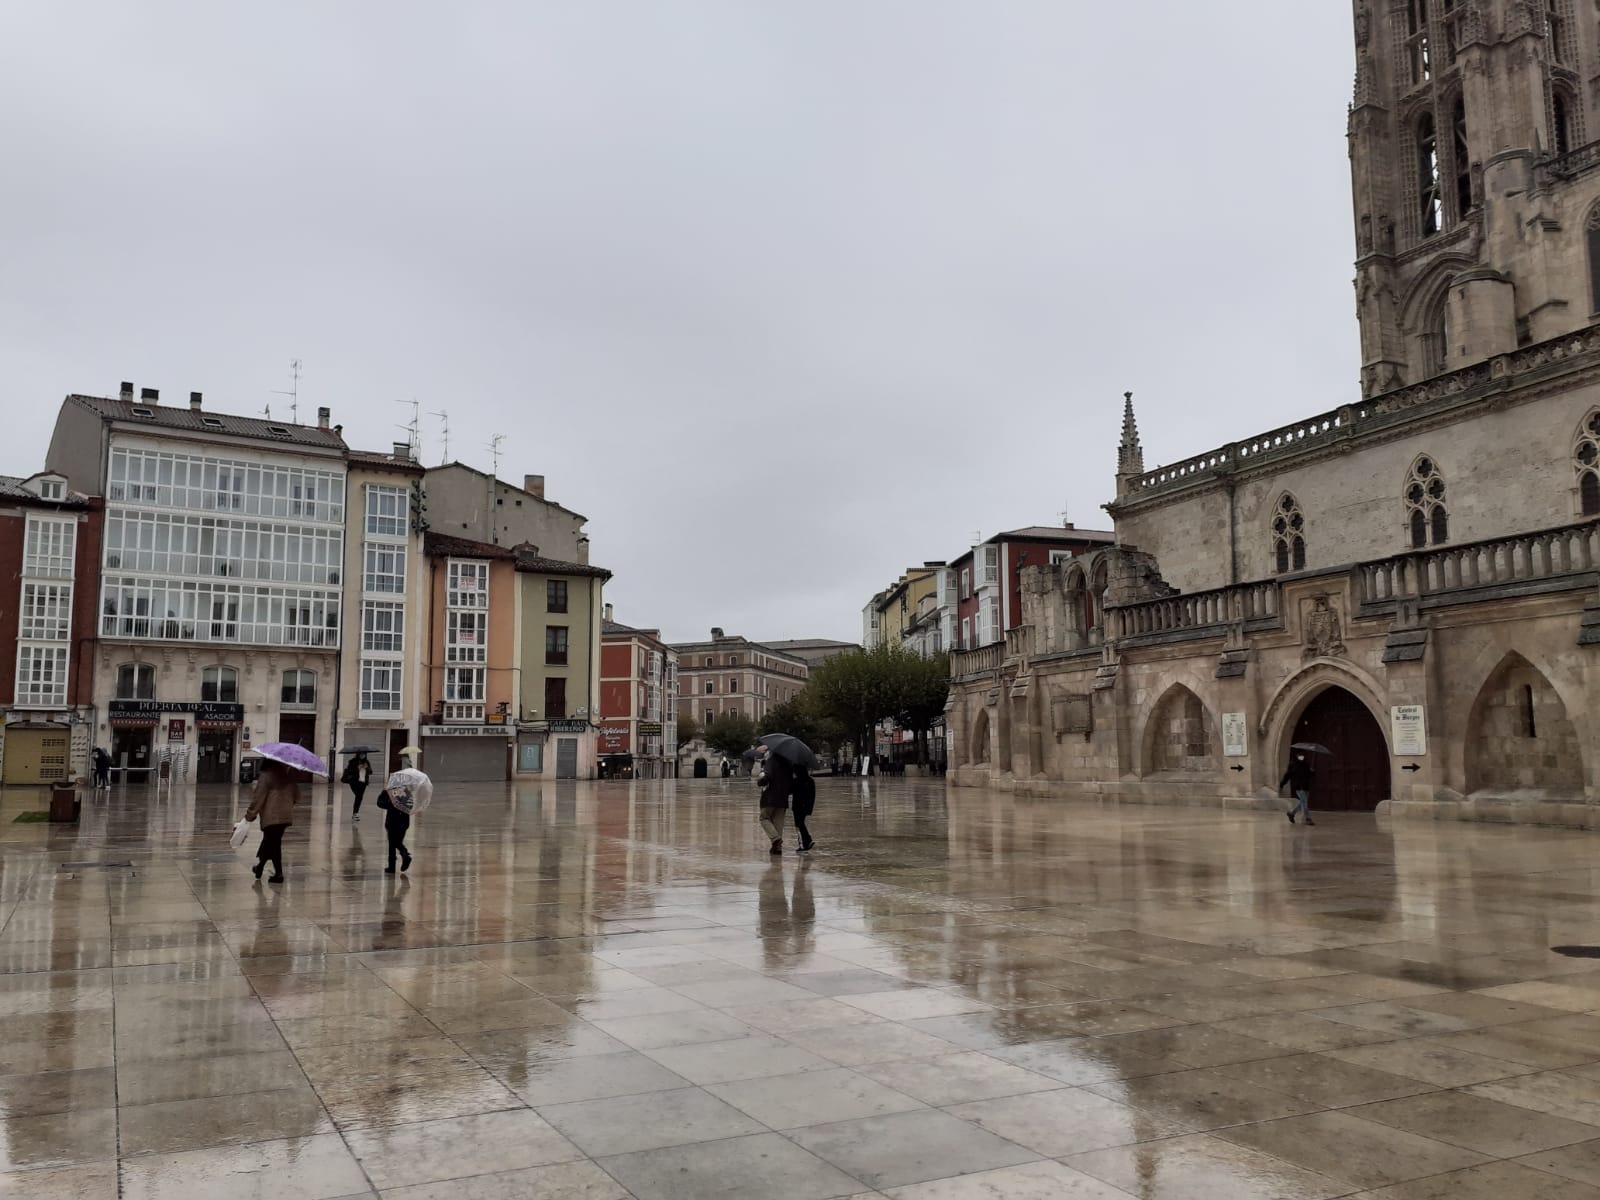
<box><xmin>1291</xmin><ymin>687</ymin><xmax>1390</xmax><ymax>812</ymax></box>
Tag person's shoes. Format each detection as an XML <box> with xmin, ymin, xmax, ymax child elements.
<box><xmin>268</xmin><ymin>875</ymin><xmax>284</xmax><ymax>884</ymax></box>
<box><xmin>800</xmin><ymin>841</ymin><xmax>815</xmax><ymax>853</ymax></box>
<box><xmin>401</xmin><ymin>853</ymin><xmax>412</xmax><ymax>873</ymax></box>
<box><xmin>352</xmin><ymin>814</ymin><xmax>360</xmax><ymax>823</ymax></box>
<box><xmin>1304</xmin><ymin>817</ymin><xmax>1316</xmax><ymax>826</ymax></box>
<box><xmin>384</xmin><ymin>866</ymin><xmax>396</xmax><ymax>875</ymax></box>
<box><xmin>253</xmin><ymin>861</ymin><xmax>265</xmax><ymax>878</ymax></box>
<box><xmin>1286</xmin><ymin>811</ymin><xmax>1294</xmax><ymax>823</ymax></box>
<box><xmin>769</xmin><ymin>840</ymin><xmax>782</xmax><ymax>855</ymax></box>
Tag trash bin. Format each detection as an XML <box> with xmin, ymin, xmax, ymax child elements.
<box><xmin>49</xmin><ymin>779</ymin><xmax>81</xmax><ymax>824</ymax></box>
<box><xmin>239</xmin><ymin>758</ymin><xmax>260</xmax><ymax>785</ymax></box>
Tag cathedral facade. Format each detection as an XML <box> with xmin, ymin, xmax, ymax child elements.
<box><xmin>947</xmin><ymin>0</ymin><xmax>1600</xmax><ymax>826</ymax></box>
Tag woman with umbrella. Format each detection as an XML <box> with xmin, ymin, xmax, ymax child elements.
<box><xmin>243</xmin><ymin>742</ymin><xmax>328</xmax><ymax>881</ymax></box>
<box><xmin>341</xmin><ymin>749</ymin><xmax>374</xmax><ymax>823</ymax></box>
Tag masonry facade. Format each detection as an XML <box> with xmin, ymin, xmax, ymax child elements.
<box><xmin>947</xmin><ymin>1</ymin><xmax>1600</xmax><ymax>828</ymax></box>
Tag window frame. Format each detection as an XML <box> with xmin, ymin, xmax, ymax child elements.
<box><xmin>116</xmin><ymin>662</ymin><xmax>157</xmax><ymax>700</ymax></box>
<box><xmin>546</xmin><ymin>579</ymin><xmax>568</xmax><ymax>614</ymax></box>
<box><xmin>200</xmin><ymin>665</ymin><xmax>239</xmax><ymax>703</ymax></box>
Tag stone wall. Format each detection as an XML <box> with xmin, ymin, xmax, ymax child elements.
<box><xmin>1114</xmin><ymin>381</ymin><xmax>1600</xmax><ymax>595</ymax></box>
<box><xmin>1464</xmin><ymin>655</ymin><xmax>1585</xmax><ymax>795</ymax></box>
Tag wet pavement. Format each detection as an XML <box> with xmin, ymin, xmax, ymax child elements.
<box><xmin>4</xmin><ymin>777</ymin><xmax>1600</xmax><ymax>1197</ymax></box>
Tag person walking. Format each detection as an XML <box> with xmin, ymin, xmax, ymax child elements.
<box><xmin>756</xmin><ymin>744</ymin><xmax>793</xmax><ymax>856</ymax></box>
<box><xmin>791</xmin><ymin>763</ymin><xmax>817</xmax><ymax>853</ymax></box>
<box><xmin>244</xmin><ymin>761</ymin><xmax>300</xmax><ymax>882</ymax></box>
<box><xmin>342</xmin><ymin>753</ymin><xmax>373</xmax><ymax>822</ymax></box>
<box><xmin>379</xmin><ymin>751</ymin><xmax>432</xmax><ymax>875</ymax></box>
<box><xmin>1280</xmin><ymin>751</ymin><xmax>1316</xmax><ymax>826</ymax></box>
<box><xmin>91</xmin><ymin>746</ymin><xmax>111</xmax><ymax>790</ymax></box>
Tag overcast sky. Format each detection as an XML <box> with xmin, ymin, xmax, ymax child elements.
<box><xmin>1</xmin><ymin>3</ymin><xmax>1356</xmax><ymax>645</ymax></box>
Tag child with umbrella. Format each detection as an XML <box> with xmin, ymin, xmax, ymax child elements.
<box><xmin>378</xmin><ymin>747</ymin><xmax>432</xmax><ymax>874</ymax></box>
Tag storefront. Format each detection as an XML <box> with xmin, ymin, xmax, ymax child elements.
<box><xmin>107</xmin><ymin>701</ymin><xmax>245</xmax><ymax>783</ymax></box>
<box><xmin>419</xmin><ymin>724</ymin><xmax>511</xmax><ymax>783</ymax></box>
<box><xmin>514</xmin><ymin>719</ymin><xmax>598</xmax><ymax>780</ymax></box>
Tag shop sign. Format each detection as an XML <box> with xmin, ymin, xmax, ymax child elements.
<box><xmin>599</xmin><ymin>722</ymin><xmax>629</xmax><ymax>753</ymax></box>
<box><xmin>419</xmin><ymin>725</ymin><xmax>511</xmax><ymax>737</ymax></box>
<box><xmin>638</xmin><ymin>722</ymin><xmax>663</xmax><ymax>736</ymax></box>
<box><xmin>167</xmin><ymin>719</ymin><xmax>186</xmax><ymax>742</ymax></box>
<box><xmin>548</xmin><ymin>720</ymin><xmax>589</xmax><ymax>733</ymax></box>
<box><xmin>108</xmin><ymin>700</ymin><xmax>244</xmax><ymax>724</ymax></box>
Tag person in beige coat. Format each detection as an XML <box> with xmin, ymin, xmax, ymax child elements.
<box><xmin>245</xmin><ymin>762</ymin><xmax>300</xmax><ymax>883</ymax></box>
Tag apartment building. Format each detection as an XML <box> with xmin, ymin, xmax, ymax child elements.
<box><xmin>600</xmin><ymin>608</ymin><xmax>680</xmax><ymax>778</ymax></box>
<box><xmin>46</xmin><ymin>387</ymin><xmax>347</xmax><ymax>782</ymax></box>
<box><xmin>672</xmin><ymin>629</ymin><xmax>808</xmax><ymax>729</ymax></box>
<box><xmin>0</xmin><ymin>472</ymin><xmax>102</xmax><ymax>784</ymax></box>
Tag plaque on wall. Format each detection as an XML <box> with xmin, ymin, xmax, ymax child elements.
<box><xmin>1222</xmin><ymin>712</ymin><xmax>1248</xmax><ymax>758</ymax></box>
<box><xmin>1052</xmin><ymin>694</ymin><xmax>1092</xmax><ymax>734</ymax></box>
<box><xmin>1390</xmin><ymin>705</ymin><xmax>1427</xmax><ymax>756</ymax></box>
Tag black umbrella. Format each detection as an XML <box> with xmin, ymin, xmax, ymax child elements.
<box><xmin>741</xmin><ymin>748</ymin><xmax>761</xmax><ymax>762</ymax></box>
<box><xmin>757</xmin><ymin>732</ymin><xmax>817</xmax><ymax>769</ymax></box>
<box><xmin>338</xmin><ymin>746</ymin><xmax>379</xmax><ymax>755</ymax></box>
<box><xmin>1291</xmin><ymin>742</ymin><xmax>1333</xmax><ymax>756</ymax></box>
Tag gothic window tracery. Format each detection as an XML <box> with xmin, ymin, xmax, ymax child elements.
<box><xmin>1406</xmin><ymin>457</ymin><xmax>1449</xmax><ymax>547</ymax></box>
<box><xmin>1406</xmin><ymin>0</ymin><xmax>1431</xmax><ymax>85</ymax></box>
<box><xmin>1451</xmin><ymin>96</ymin><xmax>1471</xmax><ymax>217</ymax></box>
<box><xmin>1273</xmin><ymin>494</ymin><xmax>1306</xmax><ymax>575</ymax></box>
<box><xmin>1417</xmin><ymin>112</ymin><xmax>1442</xmax><ymax>236</ymax></box>
<box><xmin>1554</xmin><ymin>92</ymin><xmax>1573</xmax><ymax>157</ymax></box>
<box><xmin>1574</xmin><ymin>413</ymin><xmax>1600</xmax><ymax>516</ymax></box>
<box><xmin>1546</xmin><ymin>0</ymin><xmax>1570</xmax><ymax>64</ymax></box>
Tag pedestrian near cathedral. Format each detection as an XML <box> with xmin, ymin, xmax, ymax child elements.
<box><xmin>1280</xmin><ymin>752</ymin><xmax>1316</xmax><ymax>826</ymax></box>
<box><xmin>342</xmin><ymin>752</ymin><xmax>373</xmax><ymax>822</ymax></box>
<box><xmin>378</xmin><ymin>749</ymin><xmax>432</xmax><ymax>874</ymax></box>
<box><xmin>756</xmin><ymin>745</ymin><xmax>793</xmax><ymax>856</ymax></box>
<box><xmin>245</xmin><ymin>761</ymin><xmax>300</xmax><ymax>882</ymax></box>
<box><xmin>791</xmin><ymin>763</ymin><xmax>817</xmax><ymax>853</ymax></box>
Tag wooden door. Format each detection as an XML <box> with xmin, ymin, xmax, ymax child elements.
<box><xmin>1291</xmin><ymin>688</ymin><xmax>1390</xmax><ymax>812</ymax></box>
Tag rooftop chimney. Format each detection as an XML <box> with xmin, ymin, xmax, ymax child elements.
<box><xmin>711</xmin><ymin>627</ymin><xmax>725</xmax><ymax>640</ymax></box>
<box><xmin>523</xmin><ymin>474</ymin><xmax>545</xmax><ymax>499</ymax></box>
<box><xmin>316</xmin><ymin>406</ymin><xmax>330</xmax><ymax>431</ymax></box>
<box><xmin>604</xmin><ymin>602</ymin><xmax>614</xmax><ymax>623</ymax></box>
<box><xmin>139</xmin><ymin>387</ymin><xmax>159</xmax><ymax>403</ymax></box>
<box><xmin>189</xmin><ymin>391</ymin><xmax>202</xmax><ymax>412</ymax></box>
<box><xmin>119</xmin><ymin>381</ymin><xmax>134</xmax><ymax>402</ymax></box>
<box><xmin>392</xmin><ymin>441</ymin><xmax>413</xmax><ymax>461</ymax></box>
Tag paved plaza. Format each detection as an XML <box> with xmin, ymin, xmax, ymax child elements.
<box><xmin>5</xmin><ymin>780</ymin><xmax>1600</xmax><ymax>1197</ymax></box>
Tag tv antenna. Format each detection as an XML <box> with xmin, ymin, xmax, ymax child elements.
<box><xmin>486</xmin><ymin>434</ymin><xmax>505</xmax><ymax>479</ymax></box>
<box><xmin>429</xmin><ymin>410</ymin><xmax>450</xmax><ymax>464</ymax></box>
<box><xmin>1059</xmin><ymin>501</ymin><xmax>1071</xmax><ymax>526</ymax></box>
<box><xmin>270</xmin><ymin>358</ymin><xmax>302</xmax><ymax>424</ymax></box>
<box><xmin>395</xmin><ymin>399</ymin><xmax>421</xmax><ymax>456</ymax></box>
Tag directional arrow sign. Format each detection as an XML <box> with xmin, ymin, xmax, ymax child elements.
<box><xmin>1401</xmin><ymin>763</ymin><xmax>1422</xmax><ymax>773</ymax></box>
<box><xmin>1230</xmin><ymin>765</ymin><xmax>1245</xmax><ymax>772</ymax></box>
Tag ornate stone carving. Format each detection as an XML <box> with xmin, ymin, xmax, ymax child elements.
<box><xmin>1302</xmin><ymin>594</ymin><xmax>1348</xmax><ymax>661</ymax></box>
<box><xmin>1354</xmin><ymin>2</ymin><xmax>1370</xmax><ymax>48</ymax></box>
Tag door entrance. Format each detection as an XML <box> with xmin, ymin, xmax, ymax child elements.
<box><xmin>388</xmin><ymin>728</ymin><xmax>410</xmax><ymax>775</ymax></box>
<box><xmin>197</xmin><ymin>728</ymin><xmax>236</xmax><ymax>783</ymax></box>
<box><xmin>111</xmin><ymin>727</ymin><xmax>153</xmax><ymax>779</ymax></box>
<box><xmin>555</xmin><ymin>737</ymin><xmax>578</xmax><ymax>779</ymax></box>
<box><xmin>277</xmin><ymin>714</ymin><xmax>316</xmax><ymax>748</ymax></box>
<box><xmin>1291</xmin><ymin>687</ymin><xmax>1390</xmax><ymax>812</ymax></box>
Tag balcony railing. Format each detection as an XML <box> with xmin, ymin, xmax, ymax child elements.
<box><xmin>1113</xmin><ymin>580</ymin><xmax>1279</xmax><ymax>641</ymax></box>
<box><xmin>1357</xmin><ymin>520</ymin><xmax>1600</xmax><ymax>606</ymax></box>
<box><xmin>1539</xmin><ymin>138</ymin><xmax>1600</xmax><ymax>184</ymax></box>
<box><xmin>1005</xmin><ymin>625</ymin><xmax>1037</xmax><ymax>659</ymax></box>
<box><xmin>950</xmin><ymin>642</ymin><xmax>1004</xmax><ymax>677</ymax></box>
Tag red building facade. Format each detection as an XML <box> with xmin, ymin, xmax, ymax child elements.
<box><xmin>0</xmin><ymin>472</ymin><xmax>104</xmax><ymax>784</ymax></box>
<box><xmin>952</xmin><ymin>525</ymin><xmax>1115</xmax><ymax>650</ymax></box>
<box><xmin>599</xmin><ymin>612</ymin><xmax>679</xmax><ymax>778</ymax></box>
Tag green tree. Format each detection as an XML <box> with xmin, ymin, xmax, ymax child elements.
<box><xmin>675</xmin><ymin>713</ymin><xmax>702</xmax><ymax>749</ymax></box>
<box><xmin>763</xmin><ymin>696</ymin><xmax>846</xmax><ymax>758</ymax></box>
<box><xmin>702</xmin><ymin>713</ymin><xmax>757</xmax><ymax>760</ymax></box>
<box><xmin>894</xmin><ymin>651</ymin><xmax>951</xmax><ymax>766</ymax></box>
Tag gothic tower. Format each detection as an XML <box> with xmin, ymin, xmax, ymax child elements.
<box><xmin>1350</xmin><ymin>0</ymin><xmax>1600</xmax><ymax>396</ymax></box>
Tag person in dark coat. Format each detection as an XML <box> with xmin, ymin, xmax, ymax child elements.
<box><xmin>341</xmin><ymin>753</ymin><xmax>372</xmax><ymax>822</ymax></box>
<box><xmin>790</xmin><ymin>765</ymin><xmax>817</xmax><ymax>853</ymax></box>
<box><xmin>1280</xmin><ymin>752</ymin><xmax>1316</xmax><ymax>826</ymax></box>
<box><xmin>756</xmin><ymin>746</ymin><xmax>794</xmax><ymax>855</ymax></box>
<box><xmin>91</xmin><ymin>747</ymin><xmax>111</xmax><ymax>789</ymax></box>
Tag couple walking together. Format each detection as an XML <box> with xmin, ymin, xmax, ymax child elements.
<box><xmin>757</xmin><ymin>743</ymin><xmax>816</xmax><ymax>855</ymax></box>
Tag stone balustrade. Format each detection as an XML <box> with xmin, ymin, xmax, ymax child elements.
<box><xmin>949</xmin><ymin>641</ymin><xmax>1004</xmax><ymax>678</ymax></box>
<box><xmin>1004</xmin><ymin>625</ymin><xmax>1037</xmax><ymax>659</ymax></box>
<box><xmin>1112</xmin><ymin>580</ymin><xmax>1279</xmax><ymax>641</ymax></box>
<box><xmin>1120</xmin><ymin>325</ymin><xmax>1600</xmax><ymax>503</ymax></box>
<box><xmin>1358</xmin><ymin>520</ymin><xmax>1600</xmax><ymax>604</ymax></box>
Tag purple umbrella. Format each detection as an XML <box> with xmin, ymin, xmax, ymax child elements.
<box><xmin>253</xmin><ymin>742</ymin><xmax>330</xmax><ymax>777</ymax></box>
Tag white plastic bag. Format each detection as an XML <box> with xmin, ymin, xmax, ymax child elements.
<box><xmin>230</xmin><ymin>818</ymin><xmax>253</xmax><ymax>849</ymax></box>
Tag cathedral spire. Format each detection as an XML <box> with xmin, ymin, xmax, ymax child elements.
<box><xmin>1117</xmin><ymin>391</ymin><xmax>1144</xmax><ymax>478</ymax></box>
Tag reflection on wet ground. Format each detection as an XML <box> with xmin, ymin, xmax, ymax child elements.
<box><xmin>4</xmin><ymin>777</ymin><xmax>1600</xmax><ymax>1197</ymax></box>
